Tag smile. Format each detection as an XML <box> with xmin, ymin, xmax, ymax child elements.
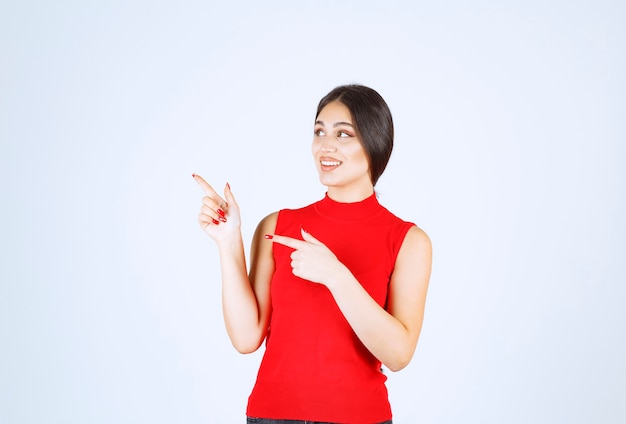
<box><xmin>320</xmin><ymin>160</ymin><xmax>342</xmax><ymax>167</ymax></box>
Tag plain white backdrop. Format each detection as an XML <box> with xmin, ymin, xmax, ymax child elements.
<box><xmin>1</xmin><ymin>1</ymin><xmax>624</xmax><ymax>423</ymax></box>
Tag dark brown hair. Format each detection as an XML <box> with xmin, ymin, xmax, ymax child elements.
<box><xmin>316</xmin><ymin>84</ymin><xmax>394</xmax><ymax>186</ymax></box>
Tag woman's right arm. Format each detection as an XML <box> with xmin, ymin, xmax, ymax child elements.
<box><xmin>194</xmin><ymin>175</ymin><xmax>277</xmax><ymax>353</ymax></box>
<box><xmin>219</xmin><ymin>212</ymin><xmax>277</xmax><ymax>353</ymax></box>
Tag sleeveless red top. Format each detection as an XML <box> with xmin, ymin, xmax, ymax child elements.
<box><xmin>247</xmin><ymin>193</ymin><xmax>414</xmax><ymax>423</ymax></box>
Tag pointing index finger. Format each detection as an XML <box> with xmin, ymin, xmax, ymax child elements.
<box><xmin>193</xmin><ymin>174</ymin><xmax>219</xmax><ymax>197</ymax></box>
<box><xmin>266</xmin><ymin>234</ymin><xmax>308</xmax><ymax>250</ymax></box>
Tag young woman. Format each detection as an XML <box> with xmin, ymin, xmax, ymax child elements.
<box><xmin>194</xmin><ymin>84</ymin><xmax>432</xmax><ymax>424</ymax></box>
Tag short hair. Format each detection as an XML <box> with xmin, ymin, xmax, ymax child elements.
<box><xmin>316</xmin><ymin>84</ymin><xmax>394</xmax><ymax>186</ymax></box>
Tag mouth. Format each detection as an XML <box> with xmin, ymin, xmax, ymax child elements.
<box><xmin>320</xmin><ymin>159</ymin><xmax>342</xmax><ymax>171</ymax></box>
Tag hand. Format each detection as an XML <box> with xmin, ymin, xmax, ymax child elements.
<box><xmin>268</xmin><ymin>228</ymin><xmax>349</xmax><ymax>287</ymax></box>
<box><xmin>193</xmin><ymin>174</ymin><xmax>241</xmax><ymax>243</ymax></box>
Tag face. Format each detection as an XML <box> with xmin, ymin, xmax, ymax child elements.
<box><xmin>312</xmin><ymin>101</ymin><xmax>372</xmax><ymax>198</ymax></box>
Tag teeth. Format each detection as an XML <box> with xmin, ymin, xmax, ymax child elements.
<box><xmin>321</xmin><ymin>160</ymin><xmax>341</xmax><ymax>166</ymax></box>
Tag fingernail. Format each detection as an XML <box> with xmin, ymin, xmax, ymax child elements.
<box><xmin>217</xmin><ymin>208</ymin><xmax>226</xmax><ymax>218</ymax></box>
<box><xmin>226</xmin><ymin>182</ymin><xmax>231</xmax><ymax>190</ymax></box>
<box><xmin>219</xmin><ymin>216</ymin><xmax>227</xmax><ymax>223</ymax></box>
<box><xmin>264</xmin><ymin>234</ymin><xmax>273</xmax><ymax>240</ymax></box>
<box><xmin>192</xmin><ymin>173</ymin><xmax>196</xmax><ymax>178</ymax></box>
<box><xmin>212</xmin><ymin>218</ymin><xmax>219</xmax><ymax>225</ymax></box>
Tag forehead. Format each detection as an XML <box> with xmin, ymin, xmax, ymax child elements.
<box><xmin>316</xmin><ymin>101</ymin><xmax>352</xmax><ymax>123</ymax></box>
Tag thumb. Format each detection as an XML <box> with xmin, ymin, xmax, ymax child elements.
<box><xmin>301</xmin><ymin>227</ymin><xmax>323</xmax><ymax>245</ymax></box>
<box><xmin>223</xmin><ymin>182</ymin><xmax>239</xmax><ymax>210</ymax></box>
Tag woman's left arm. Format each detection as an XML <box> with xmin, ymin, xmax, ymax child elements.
<box><xmin>329</xmin><ymin>226</ymin><xmax>431</xmax><ymax>371</ymax></box>
<box><xmin>269</xmin><ymin>226</ymin><xmax>432</xmax><ymax>371</ymax></box>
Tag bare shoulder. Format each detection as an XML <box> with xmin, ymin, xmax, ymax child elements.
<box><xmin>251</xmin><ymin>212</ymin><xmax>280</xmax><ymax>250</ymax></box>
<box><xmin>400</xmin><ymin>225</ymin><xmax>432</xmax><ymax>258</ymax></box>
<box><xmin>255</xmin><ymin>211</ymin><xmax>279</xmax><ymax>235</ymax></box>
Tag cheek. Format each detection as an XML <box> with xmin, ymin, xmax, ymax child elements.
<box><xmin>349</xmin><ymin>145</ymin><xmax>370</xmax><ymax>168</ymax></box>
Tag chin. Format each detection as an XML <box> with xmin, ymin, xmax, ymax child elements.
<box><xmin>318</xmin><ymin>175</ymin><xmax>339</xmax><ymax>187</ymax></box>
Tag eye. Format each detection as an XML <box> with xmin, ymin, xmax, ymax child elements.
<box><xmin>336</xmin><ymin>130</ymin><xmax>352</xmax><ymax>139</ymax></box>
<box><xmin>314</xmin><ymin>128</ymin><xmax>326</xmax><ymax>137</ymax></box>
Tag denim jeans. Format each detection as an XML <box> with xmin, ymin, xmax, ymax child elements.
<box><xmin>246</xmin><ymin>418</ymin><xmax>392</xmax><ymax>424</ymax></box>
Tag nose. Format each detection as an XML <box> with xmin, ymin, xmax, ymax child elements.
<box><xmin>320</xmin><ymin>136</ymin><xmax>337</xmax><ymax>153</ymax></box>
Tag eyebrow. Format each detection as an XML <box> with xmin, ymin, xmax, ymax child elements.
<box><xmin>315</xmin><ymin>120</ymin><xmax>355</xmax><ymax>128</ymax></box>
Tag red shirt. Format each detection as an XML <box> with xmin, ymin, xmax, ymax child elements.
<box><xmin>247</xmin><ymin>193</ymin><xmax>414</xmax><ymax>423</ymax></box>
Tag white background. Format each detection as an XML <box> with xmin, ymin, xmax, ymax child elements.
<box><xmin>1</xmin><ymin>1</ymin><xmax>624</xmax><ymax>423</ymax></box>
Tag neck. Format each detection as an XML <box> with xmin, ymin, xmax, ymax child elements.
<box><xmin>326</xmin><ymin>184</ymin><xmax>375</xmax><ymax>203</ymax></box>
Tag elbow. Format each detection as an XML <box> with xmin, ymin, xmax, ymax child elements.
<box><xmin>384</xmin><ymin>347</ymin><xmax>416</xmax><ymax>372</ymax></box>
<box><xmin>226</xmin><ymin>325</ymin><xmax>267</xmax><ymax>354</ymax></box>
<box><xmin>387</xmin><ymin>363</ymin><xmax>407</xmax><ymax>373</ymax></box>
<box><xmin>230</xmin><ymin>332</ymin><xmax>265</xmax><ymax>354</ymax></box>
<box><xmin>234</xmin><ymin>344</ymin><xmax>256</xmax><ymax>355</ymax></box>
<box><xmin>385</xmin><ymin>357</ymin><xmax>411</xmax><ymax>372</ymax></box>
<box><xmin>232</xmin><ymin>339</ymin><xmax>262</xmax><ymax>354</ymax></box>
<box><xmin>385</xmin><ymin>331</ymin><xmax>423</xmax><ymax>371</ymax></box>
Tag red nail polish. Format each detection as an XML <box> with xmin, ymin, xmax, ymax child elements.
<box><xmin>264</xmin><ymin>234</ymin><xmax>273</xmax><ymax>240</ymax></box>
<box><xmin>212</xmin><ymin>218</ymin><xmax>219</xmax><ymax>225</ymax></box>
<box><xmin>192</xmin><ymin>173</ymin><xmax>196</xmax><ymax>178</ymax></box>
<box><xmin>219</xmin><ymin>216</ymin><xmax>227</xmax><ymax>223</ymax></box>
<box><xmin>217</xmin><ymin>208</ymin><xmax>226</xmax><ymax>217</ymax></box>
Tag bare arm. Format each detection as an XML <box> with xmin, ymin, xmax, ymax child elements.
<box><xmin>328</xmin><ymin>226</ymin><xmax>432</xmax><ymax>370</ymax></box>
<box><xmin>220</xmin><ymin>212</ymin><xmax>276</xmax><ymax>353</ymax></box>
<box><xmin>194</xmin><ymin>175</ymin><xmax>276</xmax><ymax>353</ymax></box>
<box><xmin>270</xmin><ymin>226</ymin><xmax>432</xmax><ymax>371</ymax></box>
